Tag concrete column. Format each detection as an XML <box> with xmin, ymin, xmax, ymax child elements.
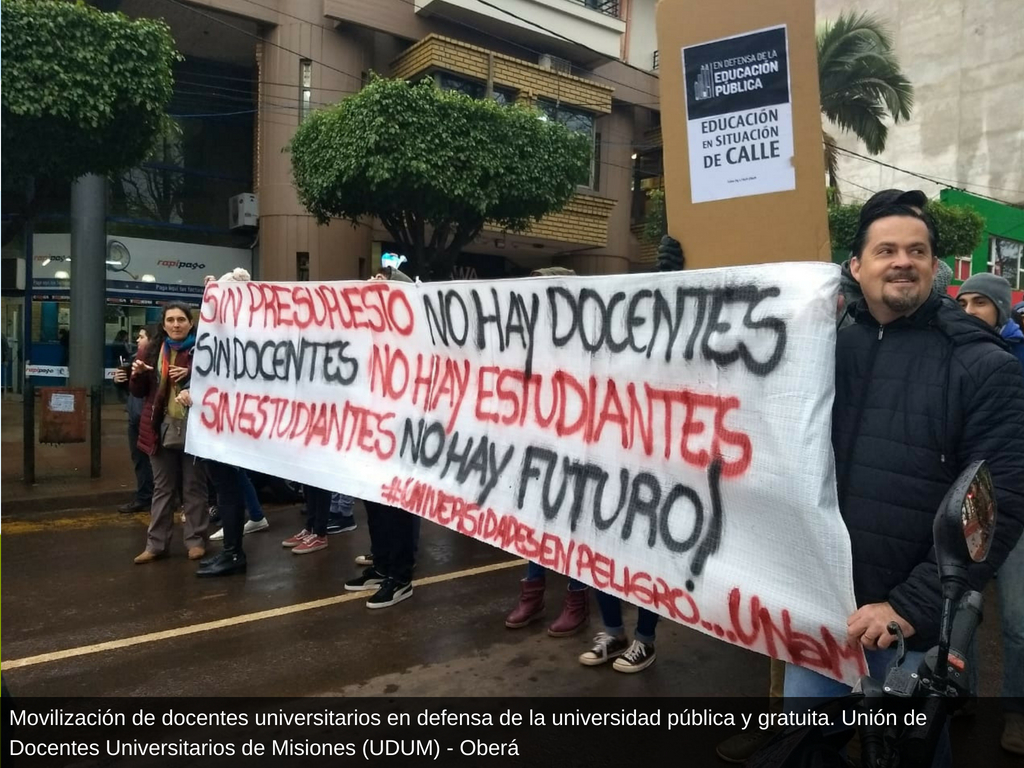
<box><xmin>69</xmin><ymin>173</ymin><xmax>107</xmax><ymax>388</ymax></box>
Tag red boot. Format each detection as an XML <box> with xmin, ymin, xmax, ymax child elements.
<box><xmin>505</xmin><ymin>578</ymin><xmax>546</xmax><ymax>628</ymax></box>
<box><xmin>547</xmin><ymin>586</ymin><xmax>589</xmax><ymax>637</ymax></box>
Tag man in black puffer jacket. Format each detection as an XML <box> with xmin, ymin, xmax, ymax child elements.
<box><xmin>785</xmin><ymin>193</ymin><xmax>1024</xmax><ymax>709</ymax></box>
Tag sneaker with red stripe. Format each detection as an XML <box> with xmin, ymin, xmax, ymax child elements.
<box><xmin>292</xmin><ymin>534</ymin><xmax>328</xmax><ymax>554</ymax></box>
<box><xmin>282</xmin><ymin>529</ymin><xmax>311</xmax><ymax>548</ymax></box>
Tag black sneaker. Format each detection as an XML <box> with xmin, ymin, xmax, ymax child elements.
<box><xmin>366</xmin><ymin>578</ymin><xmax>412</xmax><ymax>609</ymax></box>
<box><xmin>326</xmin><ymin>516</ymin><xmax>357</xmax><ymax>535</ymax></box>
<box><xmin>578</xmin><ymin>633</ymin><xmax>630</xmax><ymax>666</ymax></box>
<box><xmin>612</xmin><ymin>639</ymin><xmax>656</xmax><ymax>673</ymax></box>
<box><xmin>344</xmin><ymin>567</ymin><xmax>385</xmax><ymax>592</ymax></box>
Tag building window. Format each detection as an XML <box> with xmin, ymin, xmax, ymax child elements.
<box><xmin>296</xmin><ymin>252</ymin><xmax>310</xmax><ymax>281</ymax></box>
<box><xmin>435</xmin><ymin>71</ymin><xmax>515</xmax><ymax>105</ymax></box>
<box><xmin>538</xmin><ymin>99</ymin><xmax>597</xmax><ymax>189</ymax></box>
<box><xmin>299</xmin><ymin>59</ymin><xmax>312</xmax><ymax>123</ymax></box>
<box><xmin>989</xmin><ymin>235</ymin><xmax>1023</xmax><ymax>289</ymax></box>
<box><xmin>955</xmin><ymin>256</ymin><xmax>972</xmax><ymax>282</ymax></box>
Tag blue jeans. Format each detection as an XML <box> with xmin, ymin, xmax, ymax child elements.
<box><xmin>594</xmin><ymin>590</ymin><xmax>658</xmax><ymax>643</ymax></box>
<box><xmin>964</xmin><ymin>536</ymin><xmax>1023</xmax><ymax>712</ymax></box>
<box><xmin>237</xmin><ymin>469</ymin><xmax>263</xmax><ymax>522</ymax></box>
<box><xmin>525</xmin><ymin>561</ymin><xmax>586</xmax><ymax>591</ymax></box>
<box><xmin>330</xmin><ymin>493</ymin><xmax>355</xmax><ymax>519</ymax></box>
<box><xmin>785</xmin><ymin>648</ymin><xmax>951</xmax><ymax>768</ymax></box>
<box><xmin>998</xmin><ymin>535</ymin><xmax>1024</xmax><ymax>711</ymax></box>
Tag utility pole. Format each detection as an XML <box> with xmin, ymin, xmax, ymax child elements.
<box><xmin>69</xmin><ymin>173</ymin><xmax>107</xmax><ymax>477</ymax></box>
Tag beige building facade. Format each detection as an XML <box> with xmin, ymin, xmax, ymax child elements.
<box><xmin>815</xmin><ymin>0</ymin><xmax>1024</xmax><ymax>207</ymax></box>
<box><xmin>136</xmin><ymin>0</ymin><xmax>663</xmax><ymax>280</ymax></box>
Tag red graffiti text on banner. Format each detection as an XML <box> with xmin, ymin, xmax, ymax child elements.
<box><xmin>200</xmin><ymin>282</ymin><xmax>415</xmax><ymax>335</ymax></box>
<box><xmin>381</xmin><ymin>474</ymin><xmax>864</xmax><ymax>680</ymax></box>
<box><xmin>369</xmin><ymin>345</ymin><xmax>470</xmax><ymax>433</ymax></box>
<box><xmin>199</xmin><ymin>387</ymin><xmax>396</xmax><ymax>459</ymax></box>
<box><xmin>727</xmin><ymin>587</ymin><xmax>867</xmax><ymax>681</ymax></box>
<box><xmin>474</xmin><ymin>366</ymin><xmax>752</xmax><ymax>477</ymax></box>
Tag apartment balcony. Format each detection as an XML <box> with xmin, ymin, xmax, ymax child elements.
<box><xmin>392</xmin><ymin>35</ymin><xmax>614</xmax><ymax>113</ymax></box>
<box><xmin>413</xmin><ymin>0</ymin><xmax>626</xmax><ymax>63</ymax></box>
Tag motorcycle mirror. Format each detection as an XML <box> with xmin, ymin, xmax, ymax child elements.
<box><xmin>933</xmin><ymin>460</ymin><xmax>997</xmax><ymax>597</ymax></box>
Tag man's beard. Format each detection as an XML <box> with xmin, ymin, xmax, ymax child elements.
<box><xmin>882</xmin><ymin>280</ymin><xmax>924</xmax><ymax>314</ymax></box>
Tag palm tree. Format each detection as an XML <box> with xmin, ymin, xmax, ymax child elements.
<box><xmin>817</xmin><ymin>12</ymin><xmax>914</xmax><ymax>200</ymax></box>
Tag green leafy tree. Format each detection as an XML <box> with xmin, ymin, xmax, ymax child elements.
<box><xmin>289</xmin><ymin>76</ymin><xmax>591</xmax><ymax>279</ymax></box>
<box><xmin>818</xmin><ymin>12</ymin><xmax>913</xmax><ymax>199</ymax></box>
<box><xmin>641</xmin><ymin>188</ymin><xmax>667</xmax><ymax>245</ymax></box>
<box><xmin>923</xmin><ymin>202</ymin><xmax>987</xmax><ymax>259</ymax></box>
<box><xmin>828</xmin><ymin>198</ymin><xmax>985</xmax><ymax>260</ymax></box>
<box><xmin>1</xmin><ymin>0</ymin><xmax>179</xmax><ymax>243</ymax></box>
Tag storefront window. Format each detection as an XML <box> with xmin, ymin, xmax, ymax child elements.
<box><xmin>955</xmin><ymin>255</ymin><xmax>972</xmax><ymax>282</ymax></box>
<box><xmin>3</xmin><ymin>57</ymin><xmax>255</xmax><ymax>393</ymax></box>
<box><xmin>988</xmin><ymin>235</ymin><xmax>1023</xmax><ymax>289</ymax></box>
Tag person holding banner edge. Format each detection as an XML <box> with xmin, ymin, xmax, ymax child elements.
<box><xmin>783</xmin><ymin>192</ymin><xmax>1024</xmax><ymax>767</ymax></box>
<box><xmin>501</xmin><ymin>266</ymin><xmax>592</xmax><ymax>638</ymax></box>
<box><xmin>720</xmin><ymin>191</ymin><xmax>969</xmax><ymax>765</ymax></box>
<box><xmin>342</xmin><ymin>265</ymin><xmax>421</xmax><ymax>609</ymax></box>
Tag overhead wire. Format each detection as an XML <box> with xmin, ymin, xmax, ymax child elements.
<box><xmin>175</xmin><ymin>4</ymin><xmax>1014</xmax><ymax>210</ymax></box>
<box><xmin>226</xmin><ymin>0</ymin><xmax>655</xmax><ymax>101</ymax></box>
<box><xmin>834</xmin><ymin>146</ymin><xmax>1021</xmax><ymax>205</ymax></box>
<box><xmin>384</xmin><ymin>0</ymin><xmax>660</xmax><ymax>101</ymax></box>
<box><xmin>163</xmin><ymin>0</ymin><xmax>364</xmax><ymax>85</ymax></box>
<box><xmin>167</xmin><ymin>0</ymin><xmax>662</xmax><ymax>149</ymax></box>
<box><xmin>164</xmin><ymin>0</ymin><xmax>664</xmax><ymax>178</ymax></box>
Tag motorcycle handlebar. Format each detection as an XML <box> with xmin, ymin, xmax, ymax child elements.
<box><xmin>947</xmin><ymin>591</ymin><xmax>983</xmax><ymax>670</ymax></box>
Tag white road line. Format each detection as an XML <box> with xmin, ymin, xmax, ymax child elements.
<box><xmin>1</xmin><ymin>559</ymin><xmax>525</xmax><ymax>671</ymax></box>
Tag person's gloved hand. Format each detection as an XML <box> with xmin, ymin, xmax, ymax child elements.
<box><xmin>656</xmin><ymin>235</ymin><xmax>684</xmax><ymax>272</ymax></box>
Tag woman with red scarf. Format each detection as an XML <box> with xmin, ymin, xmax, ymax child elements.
<box><xmin>129</xmin><ymin>301</ymin><xmax>209</xmax><ymax>564</ymax></box>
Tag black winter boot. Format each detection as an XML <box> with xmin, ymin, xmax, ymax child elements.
<box><xmin>196</xmin><ymin>546</ymin><xmax>247</xmax><ymax>577</ymax></box>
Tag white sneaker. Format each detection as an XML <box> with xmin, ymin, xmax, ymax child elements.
<box><xmin>243</xmin><ymin>518</ymin><xmax>270</xmax><ymax>535</ymax></box>
<box><xmin>211</xmin><ymin>519</ymin><xmax>268</xmax><ymax>541</ymax></box>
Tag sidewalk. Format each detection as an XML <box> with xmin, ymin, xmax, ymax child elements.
<box><xmin>2</xmin><ymin>397</ymin><xmax>139</xmax><ymax>515</ymax></box>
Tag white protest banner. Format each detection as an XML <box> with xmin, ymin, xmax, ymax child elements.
<box><xmin>683</xmin><ymin>25</ymin><xmax>795</xmax><ymax>203</ymax></box>
<box><xmin>187</xmin><ymin>263</ymin><xmax>865</xmax><ymax>684</ymax></box>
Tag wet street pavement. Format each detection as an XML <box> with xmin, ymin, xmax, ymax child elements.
<box><xmin>2</xmin><ymin>502</ymin><xmax>770</xmax><ymax>698</ymax></box>
<box><xmin>1</xmin><ymin>502</ymin><xmax>1013</xmax><ymax>767</ymax></box>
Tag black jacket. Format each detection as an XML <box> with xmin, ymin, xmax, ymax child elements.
<box><xmin>833</xmin><ymin>294</ymin><xmax>1024</xmax><ymax>650</ymax></box>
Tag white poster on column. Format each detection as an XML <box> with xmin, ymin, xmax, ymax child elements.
<box><xmin>683</xmin><ymin>25</ymin><xmax>796</xmax><ymax>203</ymax></box>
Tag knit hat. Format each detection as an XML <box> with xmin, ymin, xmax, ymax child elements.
<box><xmin>932</xmin><ymin>259</ymin><xmax>953</xmax><ymax>296</ymax></box>
<box><xmin>957</xmin><ymin>273</ymin><xmax>1013</xmax><ymax>326</ymax></box>
<box><xmin>530</xmin><ymin>266</ymin><xmax>576</xmax><ymax>277</ymax></box>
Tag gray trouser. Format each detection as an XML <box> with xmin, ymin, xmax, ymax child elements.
<box><xmin>147</xmin><ymin>447</ymin><xmax>209</xmax><ymax>553</ymax></box>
